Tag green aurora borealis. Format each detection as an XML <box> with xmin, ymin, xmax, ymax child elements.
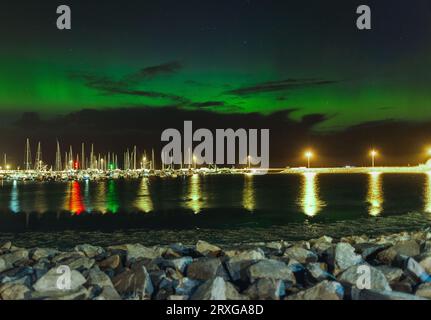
<box><xmin>1</xmin><ymin>0</ymin><xmax>431</xmax><ymax>130</ymax></box>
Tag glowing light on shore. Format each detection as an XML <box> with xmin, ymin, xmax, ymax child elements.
<box><xmin>370</xmin><ymin>149</ymin><xmax>378</xmax><ymax>167</ymax></box>
<box><xmin>367</xmin><ymin>172</ymin><xmax>383</xmax><ymax>216</ymax></box>
<box><xmin>243</xmin><ymin>173</ymin><xmax>255</xmax><ymax>211</ymax></box>
<box><xmin>304</xmin><ymin>150</ymin><xmax>313</xmax><ymax>168</ymax></box>
<box><xmin>299</xmin><ymin>172</ymin><xmax>325</xmax><ymax>217</ymax></box>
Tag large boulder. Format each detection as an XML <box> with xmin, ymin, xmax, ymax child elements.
<box><xmin>74</xmin><ymin>244</ymin><xmax>104</xmax><ymax>258</ymax></box>
<box><xmin>94</xmin><ymin>286</ymin><xmax>122</xmax><ymax>300</ymax></box>
<box><xmin>0</xmin><ymin>249</ymin><xmax>29</xmax><ymax>272</ymax></box>
<box><xmin>244</xmin><ymin>278</ymin><xmax>285</xmax><ymax>300</ymax></box>
<box><xmin>375</xmin><ymin>266</ymin><xmax>403</xmax><ymax>284</ymax></box>
<box><xmin>307</xmin><ymin>263</ymin><xmax>334</xmax><ymax>282</ymax></box>
<box><xmin>98</xmin><ymin>254</ymin><xmax>121</xmax><ymax>269</ymax></box>
<box><xmin>225</xmin><ymin>249</ymin><xmax>265</xmax><ymax>282</ymax></box>
<box><xmin>186</xmin><ymin>258</ymin><xmax>228</xmax><ymax>281</ymax></box>
<box><xmin>196</xmin><ymin>240</ymin><xmax>222</xmax><ymax>257</ymax></box>
<box><xmin>246</xmin><ymin>259</ymin><xmax>296</xmax><ymax>285</ymax></box>
<box><xmin>33</xmin><ymin>267</ymin><xmax>86</xmax><ymax>293</ymax></box>
<box><xmin>415</xmin><ymin>282</ymin><xmax>431</xmax><ymax>299</ymax></box>
<box><xmin>31</xmin><ymin>248</ymin><xmax>59</xmax><ymax>261</ymax></box>
<box><xmin>286</xmin><ymin>281</ymin><xmax>344</xmax><ymax>300</ymax></box>
<box><xmin>331</xmin><ymin>243</ymin><xmax>363</xmax><ymax>275</ymax></box>
<box><xmin>109</xmin><ymin>244</ymin><xmax>159</xmax><ymax>261</ymax></box>
<box><xmin>175</xmin><ymin>277</ymin><xmax>202</xmax><ymax>296</ymax></box>
<box><xmin>284</xmin><ymin>246</ymin><xmax>318</xmax><ymax>264</ymax></box>
<box><xmin>337</xmin><ymin>264</ymin><xmax>391</xmax><ymax>292</ymax></box>
<box><xmin>191</xmin><ymin>277</ymin><xmax>245</xmax><ymax>300</ymax></box>
<box><xmin>0</xmin><ymin>283</ymin><xmax>31</xmax><ymax>300</ymax></box>
<box><xmin>87</xmin><ymin>267</ymin><xmax>115</xmax><ymax>288</ymax></box>
<box><xmin>112</xmin><ymin>261</ymin><xmax>154</xmax><ymax>298</ymax></box>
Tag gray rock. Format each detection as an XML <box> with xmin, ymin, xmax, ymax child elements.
<box><xmin>307</xmin><ymin>263</ymin><xmax>334</xmax><ymax>282</ymax></box>
<box><xmin>87</xmin><ymin>267</ymin><xmax>114</xmax><ymax>288</ymax></box>
<box><xmin>0</xmin><ymin>266</ymin><xmax>33</xmax><ymax>287</ymax></box>
<box><xmin>170</xmin><ymin>256</ymin><xmax>193</xmax><ymax>273</ymax></box>
<box><xmin>224</xmin><ymin>248</ymin><xmax>265</xmax><ymax>260</ymax></box>
<box><xmin>419</xmin><ymin>255</ymin><xmax>431</xmax><ymax>274</ymax></box>
<box><xmin>196</xmin><ymin>240</ymin><xmax>222</xmax><ymax>257</ymax></box>
<box><xmin>332</xmin><ymin>243</ymin><xmax>363</xmax><ymax>274</ymax></box>
<box><xmin>392</xmin><ymin>240</ymin><xmax>420</xmax><ymax>257</ymax></box>
<box><xmin>94</xmin><ymin>285</ymin><xmax>122</xmax><ymax>300</ymax></box>
<box><xmin>415</xmin><ymin>282</ymin><xmax>431</xmax><ymax>299</ymax></box>
<box><xmin>245</xmin><ymin>278</ymin><xmax>285</xmax><ymax>300</ymax></box>
<box><xmin>98</xmin><ymin>254</ymin><xmax>121</xmax><ymax>269</ymax></box>
<box><xmin>74</xmin><ymin>244</ymin><xmax>104</xmax><ymax>258</ymax></box>
<box><xmin>354</xmin><ymin>243</ymin><xmax>387</xmax><ymax>260</ymax></box>
<box><xmin>311</xmin><ymin>236</ymin><xmax>333</xmax><ymax>254</ymax></box>
<box><xmin>60</xmin><ymin>256</ymin><xmax>95</xmax><ymax>271</ymax></box>
<box><xmin>112</xmin><ymin>261</ymin><xmax>154</xmax><ymax>298</ymax></box>
<box><xmin>33</xmin><ymin>267</ymin><xmax>86</xmax><ymax>293</ymax></box>
<box><xmin>186</xmin><ymin>258</ymin><xmax>227</xmax><ymax>281</ymax></box>
<box><xmin>375</xmin><ymin>265</ymin><xmax>403</xmax><ymax>284</ymax></box>
<box><xmin>0</xmin><ymin>249</ymin><xmax>29</xmax><ymax>272</ymax></box>
<box><xmin>191</xmin><ymin>276</ymin><xmax>244</xmax><ymax>300</ymax></box>
<box><xmin>404</xmin><ymin>257</ymin><xmax>430</xmax><ymax>283</ymax></box>
<box><xmin>32</xmin><ymin>248</ymin><xmax>59</xmax><ymax>261</ymax></box>
<box><xmin>284</xmin><ymin>246</ymin><xmax>318</xmax><ymax>264</ymax></box>
<box><xmin>0</xmin><ymin>283</ymin><xmax>31</xmax><ymax>300</ymax></box>
<box><xmin>286</xmin><ymin>280</ymin><xmax>344</xmax><ymax>300</ymax></box>
<box><xmin>337</xmin><ymin>264</ymin><xmax>391</xmax><ymax>292</ymax></box>
<box><xmin>246</xmin><ymin>259</ymin><xmax>296</xmax><ymax>284</ymax></box>
<box><xmin>109</xmin><ymin>244</ymin><xmax>159</xmax><ymax>261</ymax></box>
<box><xmin>1</xmin><ymin>241</ymin><xmax>12</xmax><ymax>250</ymax></box>
<box><xmin>175</xmin><ymin>277</ymin><xmax>201</xmax><ymax>296</ymax></box>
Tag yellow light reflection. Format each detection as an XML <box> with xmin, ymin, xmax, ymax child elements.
<box><xmin>299</xmin><ymin>172</ymin><xmax>324</xmax><ymax>217</ymax></box>
<box><xmin>188</xmin><ymin>174</ymin><xmax>202</xmax><ymax>214</ymax></box>
<box><xmin>135</xmin><ymin>178</ymin><xmax>154</xmax><ymax>213</ymax></box>
<box><xmin>424</xmin><ymin>172</ymin><xmax>431</xmax><ymax>213</ymax></box>
<box><xmin>367</xmin><ymin>172</ymin><xmax>383</xmax><ymax>216</ymax></box>
<box><xmin>243</xmin><ymin>173</ymin><xmax>255</xmax><ymax>211</ymax></box>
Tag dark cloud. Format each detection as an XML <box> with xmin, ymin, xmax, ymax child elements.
<box><xmin>69</xmin><ymin>61</ymin><xmax>188</xmax><ymax>104</ymax></box>
<box><xmin>225</xmin><ymin>78</ymin><xmax>339</xmax><ymax>96</ymax></box>
<box><xmin>125</xmin><ymin>61</ymin><xmax>182</xmax><ymax>83</ymax></box>
<box><xmin>190</xmin><ymin>101</ymin><xmax>225</xmax><ymax>108</ymax></box>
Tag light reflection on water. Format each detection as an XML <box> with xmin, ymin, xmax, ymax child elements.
<box><xmin>298</xmin><ymin>172</ymin><xmax>325</xmax><ymax>217</ymax></box>
<box><xmin>243</xmin><ymin>174</ymin><xmax>255</xmax><ymax>211</ymax></box>
<box><xmin>187</xmin><ymin>174</ymin><xmax>202</xmax><ymax>214</ymax></box>
<box><xmin>2</xmin><ymin>173</ymin><xmax>431</xmax><ymax>218</ymax></box>
<box><xmin>367</xmin><ymin>172</ymin><xmax>383</xmax><ymax>216</ymax></box>
<box><xmin>135</xmin><ymin>178</ymin><xmax>153</xmax><ymax>213</ymax></box>
<box><xmin>9</xmin><ymin>180</ymin><xmax>19</xmax><ymax>213</ymax></box>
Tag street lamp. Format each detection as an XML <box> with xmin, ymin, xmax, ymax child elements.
<box><xmin>370</xmin><ymin>149</ymin><xmax>378</xmax><ymax>167</ymax></box>
<box><xmin>304</xmin><ymin>151</ymin><xmax>313</xmax><ymax>168</ymax></box>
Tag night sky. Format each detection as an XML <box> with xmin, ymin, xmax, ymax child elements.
<box><xmin>1</xmin><ymin>0</ymin><xmax>431</xmax><ymax>167</ymax></box>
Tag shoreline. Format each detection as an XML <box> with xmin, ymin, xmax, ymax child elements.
<box><xmin>1</xmin><ymin>228</ymin><xmax>431</xmax><ymax>300</ymax></box>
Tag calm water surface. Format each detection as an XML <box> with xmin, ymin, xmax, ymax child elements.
<box><xmin>1</xmin><ymin>173</ymin><xmax>431</xmax><ymax>247</ymax></box>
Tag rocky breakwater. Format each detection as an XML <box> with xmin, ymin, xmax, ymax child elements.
<box><xmin>1</xmin><ymin>230</ymin><xmax>431</xmax><ymax>300</ymax></box>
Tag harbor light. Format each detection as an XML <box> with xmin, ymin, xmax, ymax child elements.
<box><xmin>304</xmin><ymin>151</ymin><xmax>313</xmax><ymax>168</ymax></box>
<box><xmin>370</xmin><ymin>149</ymin><xmax>378</xmax><ymax>167</ymax></box>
